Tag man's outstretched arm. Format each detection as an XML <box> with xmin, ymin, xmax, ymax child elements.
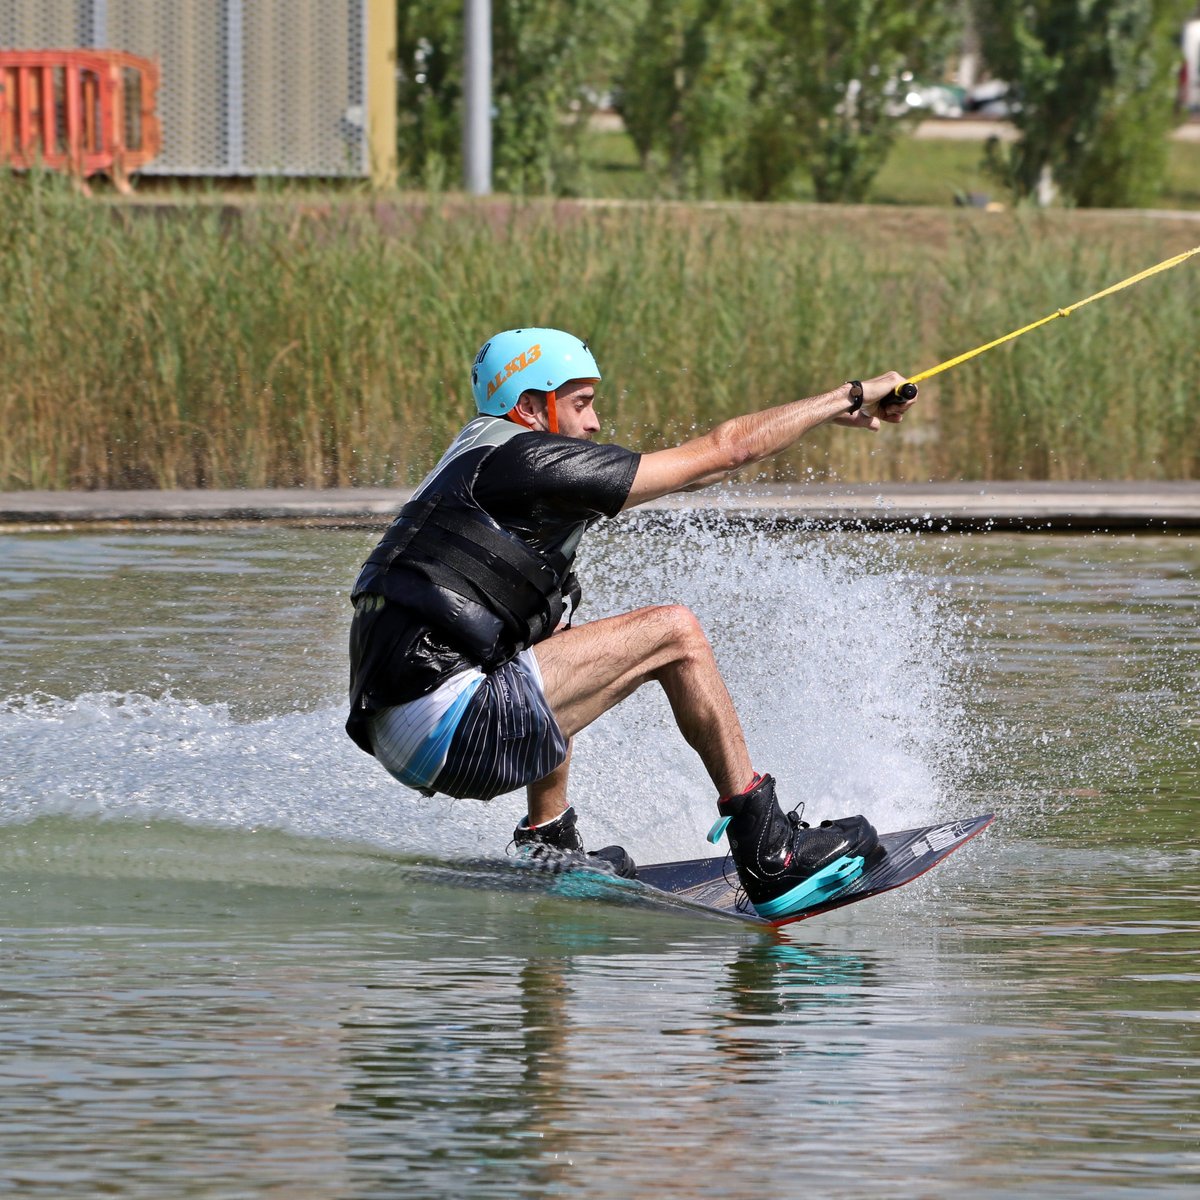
<box><xmin>622</xmin><ymin>372</ymin><xmax>914</xmax><ymax>510</ymax></box>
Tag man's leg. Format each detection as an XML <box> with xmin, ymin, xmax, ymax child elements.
<box><xmin>532</xmin><ymin>606</ymin><xmax>880</xmax><ymax>916</ymax></box>
<box><xmin>517</xmin><ymin>735</ymin><xmax>636</xmax><ymax>876</ymax></box>
<box><xmin>533</xmin><ymin>606</ymin><xmax>754</xmax><ymax>798</ymax></box>
<box><xmin>527</xmin><ymin>738</ymin><xmax>572</xmax><ymax>826</ymax></box>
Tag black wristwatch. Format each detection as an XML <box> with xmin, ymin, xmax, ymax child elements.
<box><xmin>845</xmin><ymin>380</ymin><xmax>864</xmax><ymax>414</ymax></box>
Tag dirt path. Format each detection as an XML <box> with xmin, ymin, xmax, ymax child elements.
<box><xmin>588</xmin><ymin>110</ymin><xmax>1200</xmax><ymax>142</ymax></box>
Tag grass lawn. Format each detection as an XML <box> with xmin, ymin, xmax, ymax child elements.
<box><xmin>578</xmin><ymin>126</ymin><xmax>1200</xmax><ymax>210</ymax></box>
<box><xmin>1163</xmin><ymin>136</ymin><xmax>1200</xmax><ymax>208</ymax></box>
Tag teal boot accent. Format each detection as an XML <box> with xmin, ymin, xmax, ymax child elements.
<box><xmin>715</xmin><ymin>774</ymin><xmax>878</xmax><ymax>917</ymax></box>
<box><xmin>751</xmin><ymin>854</ymin><xmax>864</xmax><ymax>918</ymax></box>
<box><xmin>707</xmin><ymin>815</ymin><xmax>732</xmax><ymax>844</ymax></box>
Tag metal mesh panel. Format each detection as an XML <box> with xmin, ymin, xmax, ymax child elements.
<box><xmin>1</xmin><ymin>0</ymin><xmax>368</xmax><ymax>175</ymax></box>
<box><xmin>0</xmin><ymin>0</ymin><xmax>90</xmax><ymax>47</ymax></box>
<box><xmin>106</xmin><ymin>0</ymin><xmax>225</xmax><ymax>173</ymax></box>
<box><xmin>243</xmin><ymin>0</ymin><xmax>365</xmax><ymax>176</ymax></box>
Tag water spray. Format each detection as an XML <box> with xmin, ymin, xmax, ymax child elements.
<box><xmin>891</xmin><ymin>243</ymin><xmax>1200</xmax><ymax>402</ymax></box>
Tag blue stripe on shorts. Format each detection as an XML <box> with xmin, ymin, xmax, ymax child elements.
<box><xmin>369</xmin><ymin>669</ymin><xmax>484</xmax><ymax>792</ymax></box>
<box><xmin>405</xmin><ymin>680</ymin><xmax>484</xmax><ymax>788</ymax></box>
<box><xmin>431</xmin><ymin>650</ymin><xmax>568</xmax><ymax>801</ymax></box>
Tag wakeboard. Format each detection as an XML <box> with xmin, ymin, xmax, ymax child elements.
<box><xmin>442</xmin><ymin>814</ymin><xmax>994</xmax><ymax>928</ymax></box>
<box><xmin>633</xmin><ymin>813</ymin><xmax>995</xmax><ymax>927</ymax></box>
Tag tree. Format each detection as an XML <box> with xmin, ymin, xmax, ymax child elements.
<box><xmin>618</xmin><ymin>1</ymin><xmax>759</xmax><ymax>197</ymax></box>
<box><xmin>620</xmin><ymin>0</ymin><xmax>960</xmax><ymax>203</ymax></box>
<box><xmin>975</xmin><ymin>0</ymin><xmax>1192</xmax><ymax>207</ymax></box>
<box><xmin>491</xmin><ymin>0</ymin><xmax>639</xmax><ymax>194</ymax></box>
<box><xmin>396</xmin><ymin>0</ymin><xmax>462</xmax><ymax>188</ymax></box>
<box><xmin>729</xmin><ymin>0</ymin><xmax>962</xmax><ymax>203</ymax></box>
<box><xmin>396</xmin><ymin>0</ymin><xmax>643</xmax><ymax>194</ymax></box>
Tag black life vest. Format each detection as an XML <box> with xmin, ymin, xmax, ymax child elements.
<box><xmin>351</xmin><ymin>417</ymin><xmax>586</xmax><ymax>667</ymax></box>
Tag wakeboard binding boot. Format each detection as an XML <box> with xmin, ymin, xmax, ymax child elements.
<box><xmin>512</xmin><ymin>805</ymin><xmax>637</xmax><ymax>879</ymax></box>
<box><xmin>709</xmin><ymin>774</ymin><xmax>880</xmax><ymax>919</ymax></box>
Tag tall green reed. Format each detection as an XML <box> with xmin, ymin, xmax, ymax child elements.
<box><xmin>1</xmin><ymin>173</ymin><xmax>1196</xmax><ymax>489</ymax></box>
<box><xmin>933</xmin><ymin>220</ymin><xmax>1200</xmax><ymax>479</ymax></box>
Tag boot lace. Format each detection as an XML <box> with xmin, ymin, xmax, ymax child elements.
<box><xmin>724</xmin><ymin>856</ymin><xmax>753</xmax><ymax>914</ymax></box>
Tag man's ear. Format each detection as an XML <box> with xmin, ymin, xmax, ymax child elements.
<box><xmin>513</xmin><ymin>390</ymin><xmax>547</xmax><ymax>429</ymax></box>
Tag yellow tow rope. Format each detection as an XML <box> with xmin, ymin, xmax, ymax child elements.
<box><xmin>894</xmin><ymin>243</ymin><xmax>1200</xmax><ymax>399</ymax></box>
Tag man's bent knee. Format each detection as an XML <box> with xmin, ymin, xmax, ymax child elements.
<box><xmin>654</xmin><ymin>604</ymin><xmax>711</xmax><ymax>654</ymax></box>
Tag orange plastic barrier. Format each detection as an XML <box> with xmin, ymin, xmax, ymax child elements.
<box><xmin>0</xmin><ymin>49</ymin><xmax>161</xmax><ymax>192</ymax></box>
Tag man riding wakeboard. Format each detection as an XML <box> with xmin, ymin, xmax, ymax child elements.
<box><xmin>346</xmin><ymin>329</ymin><xmax>916</xmax><ymax>919</ymax></box>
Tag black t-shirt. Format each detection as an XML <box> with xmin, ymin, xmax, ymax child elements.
<box><xmin>346</xmin><ymin>432</ymin><xmax>640</xmax><ymax>748</ymax></box>
<box><xmin>476</xmin><ymin>431</ymin><xmax>640</xmax><ymax>538</ymax></box>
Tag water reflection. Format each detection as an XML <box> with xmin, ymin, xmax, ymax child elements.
<box><xmin>720</xmin><ymin>940</ymin><xmax>870</xmax><ymax>1022</ymax></box>
<box><xmin>331</xmin><ymin>926</ymin><xmax>889</xmax><ymax>1195</ymax></box>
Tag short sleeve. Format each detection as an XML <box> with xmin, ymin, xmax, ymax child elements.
<box><xmin>474</xmin><ymin>434</ymin><xmax>640</xmax><ymax>525</ymax></box>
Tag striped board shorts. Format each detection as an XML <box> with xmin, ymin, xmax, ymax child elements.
<box><xmin>368</xmin><ymin>648</ymin><xmax>568</xmax><ymax>802</ymax></box>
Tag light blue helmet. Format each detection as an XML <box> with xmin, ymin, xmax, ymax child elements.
<box><xmin>471</xmin><ymin>328</ymin><xmax>601</xmax><ymax>417</ymax></box>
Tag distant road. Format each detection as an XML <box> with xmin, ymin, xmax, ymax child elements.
<box><xmin>588</xmin><ymin>111</ymin><xmax>1200</xmax><ymax>142</ymax></box>
<box><xmin>914</xmin><ymin>118</ymin><xmax>1200</xmax><ymax>143</ymax></box>
<box><xmin>913</xmin><ymin>120</ymin><xmax>1018</xmax><ymax>141</ymax></box>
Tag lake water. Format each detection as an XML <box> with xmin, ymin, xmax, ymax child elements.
<box><xmin>2</xmin><ymin>516</ymin><xmax>1197</xmax><ymax>1197</ymax></box>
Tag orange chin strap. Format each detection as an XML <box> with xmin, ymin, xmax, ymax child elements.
<box><xmin>506</xmin><ymin>389</ymin><xmax>558</xmax><ymax>433</ymax></box>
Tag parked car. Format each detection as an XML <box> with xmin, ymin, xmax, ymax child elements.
<box><xmin>895</xmin><ymin>79</ymin><xmax>966</xmax><ymax>119</ymax></box>
<box><xmin>1183</xmin><ymin>21</ymin><xmax>1200</xmax><ymax>112</ymax></box>
<box><xmin>860</xmin><ymin>73</ymin><xmax>966</xmax><ymax>118</ymax></box>
<box><xmin>965</xmin><ymin>79</ymin><xmax>1020</xmax><ymax>118</ymax></box>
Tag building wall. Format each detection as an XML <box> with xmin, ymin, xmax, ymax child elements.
<box><xmin>0</xmin><ymin>0</ymin><xmax>396</xmax><ymax>180</ymax></box>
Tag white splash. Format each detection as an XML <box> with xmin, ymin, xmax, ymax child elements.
<box><xmin>1</xmin><ymin>516</ymin><xmax>972</xmax><ymax>863</ymax></box>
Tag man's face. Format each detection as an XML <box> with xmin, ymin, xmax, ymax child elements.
<box><xmin>553</xmin><ymin>379</ymin><xmax>601</xmax><ymax>440</ymax></box>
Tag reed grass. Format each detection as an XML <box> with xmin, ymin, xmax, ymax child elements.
<box><xmin>1</xmin><ymin>170</ymin><xmax>1197</xmax><ymax>489</ymax></box>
